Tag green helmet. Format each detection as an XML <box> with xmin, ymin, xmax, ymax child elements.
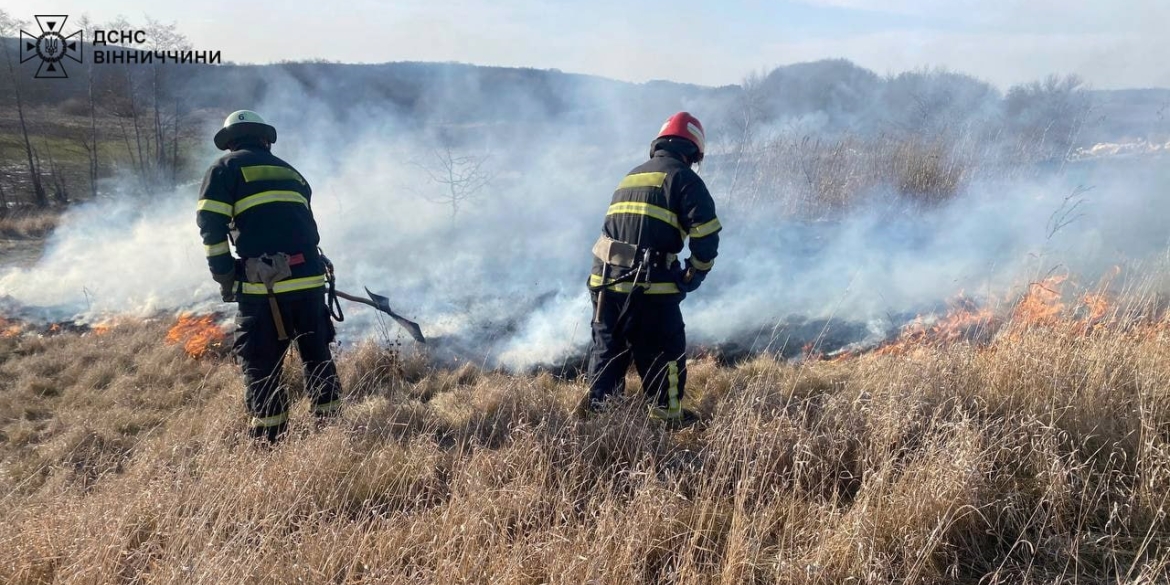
<box><xmin>213</xmin><ymin>110</ymin><xmax>278</xmax><ymax>151</ymax></box>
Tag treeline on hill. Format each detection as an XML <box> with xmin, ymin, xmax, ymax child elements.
<box><xmin>1</xmin><ymin>13</ymin><xmax>1167</xmax><ymax>218</ymax></box>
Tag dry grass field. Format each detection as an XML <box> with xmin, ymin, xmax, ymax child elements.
<box><xmin>0</xmin><ymin>209</ymin><xmax>58</xmax><ymax>239</ymax></box>
<box><xmin>0</xmin><ymin>292</ymin><xmax>1168</xmax><ymax>585</ymax></box>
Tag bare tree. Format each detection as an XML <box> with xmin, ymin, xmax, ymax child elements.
<box><xmin>103</xmin><ymin>17</ymin><xmax>150</xmax><ymax>190</ymax></box>
<box><xmin>415</xmin><ymin>144</ymin><xmax>494</xmax><ymax>221</ymax></box>
<box><xmin>76</xmin><ymin>14</ymin><xmax>100</xmax><ymax>200</ymax></box>
<box><xmin>144</xmin><ymin>18</ymin><xmax>189</xmax><ymax>187</ymax></box>
<box><xmin>40</xmin><ymin>146</ymin><xmax>69</xmax><ymax>204</ymax></box>
<box><xmin>0</xmin><ymin>9</ymin><xmax>48</xmax><ymax>207</ymax></box>
<box><xmin>97</xmin><ymin>16</ymin><xmax>191</xmax><ymax>191</ymax></box>
<box><xmin>1005</xmin><ymin>74</ymin><xmax>1091</xmax><ymax>164</ymax></box>
<box><xmin>726</xmin><ymin>70</ymin><xmax>769</xmax><ymax>206</ymax></box>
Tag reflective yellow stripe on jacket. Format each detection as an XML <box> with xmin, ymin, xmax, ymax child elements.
<box><xmin>616</xmin><ymin>171</ymin><xmax>667</xmax><ymax>190</ymax></box>
<box><xmin>197</xmin><ymin>198</ymin><xmax>233</xmax><ymax>217</ymax></box>
<box><xmin>690</xmin><ymin>257</ymin><xmax>715</xmax><ymax>271</ymax></box>
<box><xmin>234</xmin><ymin>190</ymin><xmax>309</xmax><ymax>216</ymax></box>
<box><xmin>240</xmin><ymin>165</ymin><xmax>306</xmax><ymax>184</ymax></box>
<box><xmin>589</xmin><ymin>274</ymin><xmax>680</xmax><ymax>295</ymax></box>
<box><xmin>689</xmin><ymin>217</ymin><xmax>722</xmax><ymax>238</ymax></box>
<box><xmin>606</xmin><ymin>201</ymin><xmax>681</xmax><ymax>232</ymax></box>
<box><xmin>239</xmin><ymin>274</ymin><xmax>326</xmax><ymax>295</ymax></box>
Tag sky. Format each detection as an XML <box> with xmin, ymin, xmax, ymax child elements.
<box><xmin>5</xmin><ymin>0</ymin><xmax>1168</xmax><ymax>89</ymax></box>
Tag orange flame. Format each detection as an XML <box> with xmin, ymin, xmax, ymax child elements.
<box><xmin>828</xmin><ymin>350</ymin><xmax>855</xmax><ymax>362</ymax></box>
<box><xmin>876</xmin><ymin>294</ymin><xmax>996</xmax><ymax>356</ymax></box>
<box><xmin>1079</xmin><ymin>292</ymin><xmax>1111</xmax><ymax>332</ymax></box>
<box><xmin>1077</xmin><ymin>266</ymin><xmax>1121</xmax><ymax>334</ymax></box>
<box><xmin>0</xmin><ymin>317</ymin><xmax>22</xmax><ymax>338</ymax></box>
<box><xmin>1009</xmin><ymin>275</ymin><xmax>1067</xmax><ymax>329</ymax></box>
<box><xmin>1002</xmin><ymin>274</ymin><xmax>1124</xmax><ymax>339</ymax></box>
<box><xmin>1134</xmin><ymin>313</ymin><xmax>1170</xmax><ymax>341</ymax></box>
<box><xmin>801</xmin><ymin>341</ymin><xmax>823</xmax><ymax>361</ymax></box>
<box><xmin>165</xmin><ymin>314</ymin><xmax>228</xmax><ymax>358</ymax></box>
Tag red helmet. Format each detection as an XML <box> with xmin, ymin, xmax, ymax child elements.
<box><xmin>656</xmin><ymin>111</ymin><xmax>705</xmax><ymax>161</ymax></box>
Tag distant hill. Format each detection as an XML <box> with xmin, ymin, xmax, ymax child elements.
<box><xmin>0</xmin><ymin>38</ymin><xmax>722</xmax><ymax>127</ymax></box>
<box><xmin>2</xmin><ymin>37</ymin><xmax>1167</xmax><ymax>142</ymax></box>
<box><xmin>2</xmin><ymin>36</ymin><xmax>1168</xmax><ymax>207</ymax></box>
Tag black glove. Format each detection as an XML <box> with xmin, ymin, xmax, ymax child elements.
<box><xmin>211</xmin><ymin>271</ymin><xmax>236</xmax><ymax>302</ymax></box>
<box><xmin>320</xmin><ymin>253</ymin><xmax>334</xmax><ymax>276</ymax></box>
<box><xmin>675</xmin><ymin>259</ymin><xmax>708</xmax><ymax>294</ymax></box>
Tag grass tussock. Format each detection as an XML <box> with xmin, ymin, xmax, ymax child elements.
<box><xmin>1</xmin><ymin>319</ymin><xmax>1168</xmax><ymax>584</ymax></box>
<box><xmin>0</xmin><ymin>208</ymin><xmax>60</xmax><ymax>239</ymax></box>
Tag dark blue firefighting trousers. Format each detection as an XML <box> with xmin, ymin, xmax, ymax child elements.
<box><xmin>586</xmin><ymin>292</ymin><xmax>687</xmax><ymax>418</ymax></box>
<box><xmin>234</xmin><ymin>294</ymin><xmax>341</xmax><ymax>441</ymax></box>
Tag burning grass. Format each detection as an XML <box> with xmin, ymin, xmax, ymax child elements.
<box><xmin>0</xmin><ymin>315</ymin><xmax>115</xmax><ymax>339</ymax></box>
<box><xmin>867</xmin><ymin>271</ymin><xmax>1151</xmax><ymax>359</ymax></box>
<box><xmin>0</xmin><ymin>315</ymin><xmax>21</xmax><ymax>338</ymax></box>
<box><xmin>164</xmin><ymin>313</ymin><xmax>230</xmax><ymax>359</ymax></box>
<box><xmin>0</xmin><ymin>305</ymin><xmax>1167</xmax><ymax>584</ymax></box>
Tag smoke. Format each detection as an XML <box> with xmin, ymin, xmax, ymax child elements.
<box><xmin>2</xmin><ymin>65</ymin><xmax>1169</xmax><ymax>369</ymax></box>
<box><xmin>0</xmin><ymin>189</ymin><xmax>219</xmax><ymax>322</ymax></box>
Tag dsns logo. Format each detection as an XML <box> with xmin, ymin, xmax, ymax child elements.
<box><xmin>19</xmin><ymin>15</ymin><xmax>83</xmax><ymax>79</ymax></box>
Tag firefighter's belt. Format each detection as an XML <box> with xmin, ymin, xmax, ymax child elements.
<box><xmin>592</xmin><ymin>234</ymin><xmax>676</xmax><ymax>268</ymax></box>
<box><xmin>244</xmin><ymin>253</ymin><xmax>293</xmax><ymax>340</ymax></box>
<box><xmin>593</xmin><ymin>234</ymin><xmax>638</xmax><ymax>268</ymax></box>
<box><xmin>244</xmin><ymin>254</ymin><xmax>294</xmax><ymax>289</ymax></box>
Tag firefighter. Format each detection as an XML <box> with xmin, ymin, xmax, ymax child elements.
<box><xmin>584</xmin><ymin>111</ymin><xmax>721</xmax><ymax>425</ymax></box>
<box><xmin>196</xmin><ymin>110</ymin><xmax>342</xmax><ymax>443</ymax></box>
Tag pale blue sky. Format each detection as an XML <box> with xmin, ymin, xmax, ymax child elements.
<box><xmin>8</xmin><ymin>0</ymin><xmax>1169</xmax><ymax>88</ymax></box>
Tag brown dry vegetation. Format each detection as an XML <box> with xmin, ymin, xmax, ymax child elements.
<box><xmin>0</xmin><ymin>208</ymin><xmax>58</xmax><ymax>239</ymax></box>
<box><xmin>1</xmin><ymin>317</ymin><xmax>1168</xmax><ymax>584</ymax></box>
<box><xmin>723</xmin><ymin>132</ymin><xmax>1042</xmax><ymax>217</ymax></box>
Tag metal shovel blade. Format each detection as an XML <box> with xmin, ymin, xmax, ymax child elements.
<box><xmin>364</xmin><ymin>287</ymin><xmax>426</xmax><ymax>344</ymax></box>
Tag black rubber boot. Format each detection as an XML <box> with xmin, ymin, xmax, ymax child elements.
<box><xmin>651</xmin><ymin>408</ymin><xmax>703</xmax><ymax>431</ymax></box>
<box><xmin>249</xmin><ymin>421</ymin><xmax>288</xmax><ymax>444</ymax></box>
<box><xmin>575</xmin><ymin>393</ymin><xmax>604</xmax><ymax>420</ymax></box>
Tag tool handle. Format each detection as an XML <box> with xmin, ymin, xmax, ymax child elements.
<box><xmin>594</xmin><ymin>264</ymin><xmax>609</xmax><ymax>323</ymax></box>
<box><xmin>268</xmin><ymin>296</ymin><xmax>289</xmax><ymax>340</ymax></box>
<box><xmin>332</xmin><ymin>289</ymin><xmax>375</xmax><ymax>308</ymax></box>
<box><xmin>334</xmin><ymin>288</ymin><xmax>427</xmax><ymax>344</ymax></box>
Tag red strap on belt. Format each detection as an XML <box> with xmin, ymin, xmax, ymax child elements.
<box><xmin>289</xmin><ymin>253</ymin><xmax>305</xmax><ymax>266</ymax></box>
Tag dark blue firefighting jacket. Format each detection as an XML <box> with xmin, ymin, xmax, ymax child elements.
<box><xmin>196</xmin><ymin>143</ymin><xmax>325</xmax><ymax>301</ymax></box>
<box><xmin>589</xmin><ymin>143</ymin><xmax>721</xmax><ymax>298</ymax></box>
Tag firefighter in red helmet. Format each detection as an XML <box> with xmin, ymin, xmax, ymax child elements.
<box><xmin>583</xmin><ymin>112</ymin><xmax>721</xmax><ymax>425</ymax></box>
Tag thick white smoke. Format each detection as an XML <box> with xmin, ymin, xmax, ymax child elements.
<box><xmin>0</xmin><ymin>189</ymin><xmax>220</xmax><ymax>322</ymax></box>
<box><xmin>2</xmin><ymin>70</ymin><xmax>1168</xmax><ymax>369</ymax></box>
